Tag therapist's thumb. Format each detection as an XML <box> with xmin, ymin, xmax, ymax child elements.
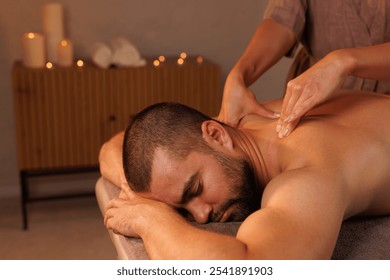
<box><xmin>252</xmin><ymin>102</ymin><xmax>280</xmax><ymax>119</ymax></box>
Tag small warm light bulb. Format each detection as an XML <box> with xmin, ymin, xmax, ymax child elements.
<box><xmin>27</xmin><ymin>32</ymin><xmax>35</xmax><ymax>39</ymax></box>
<box><xmin>153</xmin><ymin>60</ymin><xmax>160</xmax><ymax>67</ymax></box>
<box><xmin>60</xmin><ymin>40</ymin><xmax>68</xmax><ymax>47</ymax></box>
<box><xmin>196</xmin><ymin>56</ymin><xmax>204</xmax><ymax>63</ymax></box>
<box><xmin>46</xmin><ymin>62</ymin><xmax>53</xmax><ymax>69</ymax></box>
<box><xmin>76</xmin><ymin>60</ymin><xmax>84</xmax><ymax>67</ymax></box>
<box><xmin>177</xmin><ymin>58</ymin><xmax>184</xmax><ymax>65</ymax></box>
<box><xmin>180</xmin><ymin>52</ymin><xmax>187</xmax><ymax>59</ymax></box>
<box><xmin>158</xmin><ymin>55</ymin><xmax>165</xmax><ymax>62</ymax></box>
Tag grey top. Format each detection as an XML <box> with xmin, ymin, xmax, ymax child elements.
<box><xmin>264</xmin><ymin>0</ymin><xmax>390</xmax><ymax>93</ymax></box>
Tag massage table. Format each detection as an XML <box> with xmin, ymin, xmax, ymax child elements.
<box><xmin>96</xmin><ymin>177</ymin><xmax>390</xmax><ymax>259</ymax></box>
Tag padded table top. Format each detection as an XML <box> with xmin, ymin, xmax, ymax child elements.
<box><xmin>96</xmin><ymin>177</ymin><xmax>390</xmax><ymax>259</ymax></box>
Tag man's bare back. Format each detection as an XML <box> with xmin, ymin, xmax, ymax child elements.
<box><xmin>241</xmin><ymin>91</ymin><xmax>390</xmax><ymax>219</ymax></box>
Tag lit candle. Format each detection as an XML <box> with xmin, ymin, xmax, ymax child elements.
<box><xmin>21</xmin><ymin>32</ymin><xmax>45</xmax><ymax>68</ymax></box>
<box><xmin>57</xmin><ymin>39</ymin><xmax>74</xmax><ymax>67</ymax></box>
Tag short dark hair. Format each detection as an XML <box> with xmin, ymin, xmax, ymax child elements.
<box><xmin>123</xmin><ymin>102</ymin><xmax>215</xmax><ymax>192</ymax></box>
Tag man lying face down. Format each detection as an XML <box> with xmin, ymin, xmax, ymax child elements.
<box><xmin>101</xmin><ymin>90</ymin><xmax>390</xmax><ymax>259</ymax></box>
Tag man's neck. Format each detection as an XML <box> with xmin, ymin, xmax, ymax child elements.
<box><xmin>226</xmin><ymin>119</ymin><xmax>281</xmax><ymax>187</ymax></box>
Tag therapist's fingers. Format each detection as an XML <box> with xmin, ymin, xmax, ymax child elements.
<box><xmin>286</xmin><ymin>83</ymin><xmax>317</xmax><ymax>120</ymax></box>
<box><xmin>277</xmin><ymin>118</ymin><xmax>299</xmax><ymax>138</ymax></box>
<box><xmin>251</xmin><ymin>102</ymin><xmax>280</xmax><ymax>120</ymax></box>
<box><xmin>281</xmin><ymin>83</ymin><xmax>302</xmax><ymax>121</ymax></box>
<box><xmin>277</xmin><ymin>82</ymin><xmax>301</xmax><ymax>134</ymax></box>
<box><xmin>218</xmin><ymin>94</ymin><xmax>279</xmax><ymax>127</ymax></box>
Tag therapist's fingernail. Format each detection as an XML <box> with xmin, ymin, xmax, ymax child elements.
<box><xmin>278</xmin><ymin>127</ymin><xmax>285</xmax><ymax>138</ymax></box>
<box><xmin>285</xmin><ymin>113</ymin><xmax>296</xmax><ymax>123</ymax></box>
<box><xmin>273</xmin><ymin>112</ymin><xmax>281</xmax><ymax>118</ymax></box>
<box><xmin>276</xmin><ymin>124</ymin><xmax>281</xmax><ymax>133</ymax></box>
<box><xmin>283</xmin><ymin>128</ymin><xmax>290</xmax><ymax>137</ymax></box>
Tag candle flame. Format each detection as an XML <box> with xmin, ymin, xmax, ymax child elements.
<box><xmin>46</xmin><ymin>62</ymin><xmax>53</xmax><ymax>69</ymax></box>
<box><xmin>177</xmin><ymin>58</ymin><xmax>184</xmax><ymax>65</ymax></box>
<box><xmin>76</xmin><ymin>60</ymin><xmax>84</xmax><ymax>67</ymax></box>
<box><xmin>180</xmin><ymin>52</ymin><xmax>187</xmax><ymax>59</ymax></box>
<box><xmin>153</xmin><ymin>60</ymin><xmax>160</xmax><ymax>67</ymax></box>
<box><xmin>27</xmin><ymin>33</ymin><xmax>35</xmax><ymax>39</ymax></box>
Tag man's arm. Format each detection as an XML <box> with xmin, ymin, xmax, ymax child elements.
<box><xmin>238</xmin><ymin>168</ymin><xmax>346</xmax><ymax>259</ymax></box>
<box><xmin>99</xmin><ymin>131</ymin><xmax>126</xmax><ymax>187</ymax></box>
<box><xmin>105</xmin><ymin>168</ymin><xmax>346</xmax><ymax>259</ymax></box>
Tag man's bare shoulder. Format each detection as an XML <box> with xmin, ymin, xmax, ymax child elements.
<box><xmin>310</xmin><ymin>91</ymin><xmax>390</xmax><ymax>116</ymax></box>
<box><xmin>236</xmin><ymin>167</ymin><xmax>346</xmax><ymax>259</ymax></box>
<box><xmin>241</xmin><ymin>91</ymin><xmax>390</xmax><ymax>132</ymax></box>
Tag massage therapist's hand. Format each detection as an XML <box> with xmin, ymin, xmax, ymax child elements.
<box><xmin>277</xmin><ymin>52</ymin><xmax>348</xmax><ymax>138</ymax></box>
<box><xmin>104</xmin><ymin>183</ymin><xmax>182</xmax><ymax>238</ymax></box>
<box><xmin>218</xmin><ymin>73</ymin><xmax>280</xmax><ymax>127</ymax></box>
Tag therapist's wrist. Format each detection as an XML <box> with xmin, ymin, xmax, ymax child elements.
<box><xmin>230</xmin><ymin>58</ymin><xmax>261</xmax><ymax>87</ymax></box>
<box><xmin>330</xmin><ymin>48</ymin><xmax>357</xmax><ymax>78</ymax></box>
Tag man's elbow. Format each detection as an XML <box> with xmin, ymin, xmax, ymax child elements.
<box><xmin>98</xmin><ymin>141</ymin><xmax>110</xmax><ymax>177</ymax></box>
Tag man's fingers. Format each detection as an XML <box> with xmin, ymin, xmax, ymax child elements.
<box><xmin>104</xmin><ymin>208</ymin><xmax>114</xmax><ymax>226</ymax></box>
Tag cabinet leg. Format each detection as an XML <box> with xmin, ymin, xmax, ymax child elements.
<box><xmin>20</xmin><ymin>170</ymin><xmax>29</xmax><ymax>230</ymax></box>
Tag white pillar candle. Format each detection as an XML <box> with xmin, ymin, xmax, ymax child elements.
<box><xmin>42</xmin><ymin>3</ymin><xmax>64</xmax><ymax>63</ymax></box>
<box><xmin>21</xmin><ymin>32</ymin><xmax>45</xmax><ymax>68</ymax></box>
<box><xmin>57</xmin><ymin>39</ymin><xmax>74</xmax><ymax>67</ymax></box>
<box><xmin>42</xmin><ymin>3</ymin><xmax>64</xmax><ymax>35</ymax></box>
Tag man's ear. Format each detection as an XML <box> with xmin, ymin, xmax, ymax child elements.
<box><xmin>201</xmin><ymin>120</ymin><xmax>233</xmax><ymax>150</ymax></box>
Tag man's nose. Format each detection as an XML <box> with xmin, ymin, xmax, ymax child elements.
<box><xmin>187</xmin><ymin>200</ymin><xmax>212</xmax><ymax>224</ymax></box>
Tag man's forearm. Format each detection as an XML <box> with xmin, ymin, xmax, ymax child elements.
<box><xmin>107</xmin><ymin>192</ymin><xmax>249</xmax><ymax>259</ymax></box>
<box><xmin>141</xmin><ymin>218</ymin><xmax>248</xmax><ymax>260</ymax></box>
<box><xmin>99</xmin><ymin>131</ymin><xmax>126</xmax><ymax>187</ymax></box>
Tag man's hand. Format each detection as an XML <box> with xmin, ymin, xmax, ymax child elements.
<box><xmin>218</xmin><ymin>74</ymin><xmax>279</xmax><ymax>127</ymax></box>
<box><xmin>104</xmin><ymin>184</ymin><xmax>183</xmax><ymax>238</ymax></box>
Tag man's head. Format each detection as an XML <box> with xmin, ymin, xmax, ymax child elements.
<box><xmin>123</xmin><ymin>102</ymin><xmax>261</xmax><ymax>223</ymax></box>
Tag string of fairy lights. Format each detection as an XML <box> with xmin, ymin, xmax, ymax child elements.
<box><xmin>45</xmin><ymin>52</ymin><xmax>204</xmax><ymax>69</ymax></box>
<box><xmin>153</xmin><ymin>52</ymin><xmax>204</xmax><ymax>67</ymax></box>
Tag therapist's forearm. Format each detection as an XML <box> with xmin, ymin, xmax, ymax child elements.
<box><xmin>231</xmin><ymin>19</ymin><xmax>296</xmax><ymax>86</ymax></box>
<box><xmin>335</xmin><ymin>42</ymin><xmax>390</xmax><ymax>82</ymax></box>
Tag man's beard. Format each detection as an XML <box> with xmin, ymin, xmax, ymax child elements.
<box><xmin>210</xmin><ymin>151</ymin><xmax>262</xmax><ymax>222</ymax></box>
